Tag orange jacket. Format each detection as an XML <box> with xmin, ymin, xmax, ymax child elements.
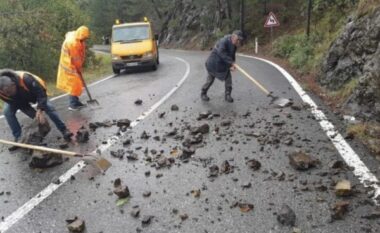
<box><xmin>56</xmin><ymin>26</ymin><xmax>89</xmax><ymax>96</ymax></box>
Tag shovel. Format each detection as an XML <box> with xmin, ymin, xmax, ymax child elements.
<box><xmin>78</xmin><ymin>73</ymin><xmax>99</xmax><ymax>106</ymax></box>
<box><xmin>235</xmin><ymin>64</ymin><xmax>292</xmax><ymax>108</ymax></box>
<box><xmin>0</xmin><ymin>138</ymin><xmax>111</xmax><ymax>173</ymax></box>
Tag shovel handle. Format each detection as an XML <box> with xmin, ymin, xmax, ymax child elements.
<box><xmin>235</xmin><ymin>64</ymin><xmax>271</xmax><ymax>95</ymax></box>
<box><xmin>0</xmin><ymin>139</ymin><xmax>79</xmax><ymax>157</ymax></box>
<box><xmin>78</xmin><ymin>73</ymin><xmax>94</xmax><ymax>101</ymax></box>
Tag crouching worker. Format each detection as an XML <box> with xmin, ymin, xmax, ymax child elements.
<box><xmin>0</xmin><ymin>69</ymin><xmax>73</xmax><ymax>142</ymax></box>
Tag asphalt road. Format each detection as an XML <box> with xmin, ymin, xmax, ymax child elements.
<box><xmin>0</xmin><ymin>48</ymin><xmax>379</xmax><ymax>233</ymax></box>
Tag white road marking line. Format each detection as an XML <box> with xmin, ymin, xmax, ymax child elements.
<box><xmin>238</xmin><ymin>53</ymin><xmax>380</xmax><ymax>202</ymax></box>
<box><xmin>0</xmin><ymin>74</ymin><xmax>116</xmax><ymax>120</ymax></box>
<box><xmin>0</xmin><ymin>57</ymin><xmax>190</xmax><ymax>232</ymax></box>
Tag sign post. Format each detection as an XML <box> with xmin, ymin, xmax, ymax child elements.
<box><xmin>264</xmin><ymin>12</ymin><xmax>280</xmax><ymax>47</ymax></box>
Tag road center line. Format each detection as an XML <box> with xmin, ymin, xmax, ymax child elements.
<box><xmin>0</xmin><ymin>57</ymin><xmax>191</xmax><ymax>233</ymax></box>
<box><xmin>238</xmin><ymin>53</ymin><xmax>380</xmax><ymax>203</ymax></box>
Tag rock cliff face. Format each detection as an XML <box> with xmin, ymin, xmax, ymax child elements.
<box><xmin>159</xmin><ymin>0</ymin><xmax>233</xmax><ymax>49</ymax></box>
<box><xmin>320</xmin><ymin>7</ymin><xmax>380</xmax><ymax>122</ymax></box>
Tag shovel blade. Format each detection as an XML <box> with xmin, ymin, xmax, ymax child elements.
<box><xmin>95</xmin><ymin>158</ymin><xmax>112</xmax><ymax>172</ymax></box>
<box><xmin>273</xmin><ymin>97</ymin><xmax>293</xmax><ymax>108</ymax></box>
<box><xmin>87</xmin><ymin>99</ymin><xmax>100</xmax><ymax>106</ymax></box>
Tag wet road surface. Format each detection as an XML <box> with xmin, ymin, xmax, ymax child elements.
<box><xmin>0</xmin><ymin>49</ymin><xmax>379</xmax><ymax>233</ymax></box>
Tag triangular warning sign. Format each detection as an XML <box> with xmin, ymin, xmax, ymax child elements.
<box><xmin>264</xmin><ymin>12</ymin><xmax>280</xmax><ymax>27</ymax></box>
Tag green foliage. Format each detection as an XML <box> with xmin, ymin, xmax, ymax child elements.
<box><xmin>0</xmin><ymin>0</ymin><xmax>88</xmax><ymax>81</ymax></box>
<box><xmin>273</xmin><ymin>34</ymin><xmax>316</xmax><ymax>71</ymax></box>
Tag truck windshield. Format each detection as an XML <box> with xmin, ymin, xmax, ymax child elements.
<box><xmin>113</xmin><ymin>25</ymin><xmax>150</xmax><ymax>42</ymax></box>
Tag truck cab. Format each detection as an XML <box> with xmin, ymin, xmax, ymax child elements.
<box><xmin>111</xmin><ymin>18</ymin><xmax>159</xmax><ymax>74</ymax></box>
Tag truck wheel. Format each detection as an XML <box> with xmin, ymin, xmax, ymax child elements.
<box><xmin>113</xmin><ymin>66</ymin><xmax>120</xmax><ymax>74</ymax></box>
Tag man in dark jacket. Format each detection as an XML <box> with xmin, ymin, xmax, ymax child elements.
<box><xmin>0</xmin><ymin>69</ymin><xmax>73</xmax><ymax>142</ymax></box>
<box><xmin>201</xmin><ymin>30</ymin><xmax>244</xmax><ymax>103</ymax></box>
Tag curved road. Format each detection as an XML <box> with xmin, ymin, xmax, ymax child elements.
<box><xmin>0</xmin><ymin>48</ymin><xmax>379</xmax><ymax>233</ymax></box>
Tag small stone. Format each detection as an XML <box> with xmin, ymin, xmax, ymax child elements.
<box><xmin>208</xmin><ymin>165</ymin><xmax>219</xmax><ymax>177</ymax></box>
<box><xmin>179</xmin><ymin>214</ymin><xmax>188</xmax><ymax>221</ymax></box>
<box><xmin>238</xmin><ymin>203</ymin><xmax>254</xmax><ymax>212</ymax></box>
<box><xmin>131</xmin><ymin>208</ymin><xmax>140</xmax><ymax>218</ymax></box>
<box><xmin>220</xmin><ymin>120</ymin><xmax>232</xmax><ymax>127</ymax></box>
<box><xmin>75</xmin><ymin>127</ymin><xmax>89</xmax><ymax>143</ymax></box>
<box><xmin>117</xmin><ymin>119</ymin><xmax>131</xmax><ymax>128</ymax></box>
<box><xmin>171</xmin><ymin>105</ymin><xmax>179</xmax><ymax>111</ymax></box>
<box><xmin>220</xmin><ymin>160</ymin><xmax>232</xmax><ymax>174</ymax></box>
<box><xmin>246</xmin><ymin>159</ymin><xmax>261</xmax><ymax>171</ymax></box>
<box><xmin>113</xmin><ymin>178</ymin><xmax>130</xmax><ymax>198</ymax></box>
<box><xmin>134</xmin><ymin>99</ymin><xmax>143</xmax><ymax>105</ymax></box>
<box><xmin>331</xmin><ymin>201</ymin><xmax>349</xmax><ymax>220</ymax></box>
<box><xmin>29</xmin><ymin>151</ymin><xmax>63</xmax><ymax>169</ymax></box>
<box><xmin>143</xmin><ymin>191</ymin><xmax>151</xmax><ymax>197</ymax></box>
<box><xmin>110</xmin><ymin>149</ymin><xmax>125</xmax><ymax>159</ymax></box>
<box><xmin>335</xmin><ymin>180</ymin><xmax>351</xmax><ymax>197</ymax></box>
<box><xmin>141</xmin><ymin>215</ymin><xmax>153</xmax><ymax>226</ymax></box>
<box><xmin>66</xmin><ymin>217</ymin><xmax>85</xmax><ymax>233</ymax></box>
<box><xmin>191</xmin><ymin>189</ymin><xmax>201</xmax><ymax>198</ymax></box>
<box><xmin>141</xmin><ymin>131</ymin><xmax>150</xmax><ymax>139</ymax></box>
<box><xmin>127</xmin><ymin>153</ymin><xmax>138</xmax><ymax>161</ymax></box>
<box><xmin>288</xmin><ymin>151</ymin><xmax>317</xmax><ymax>170</ymax></box>
<box><xmin>277</xmin><ymin>204</ymin><xmax>296</xmax><ymax>226</ymax></box>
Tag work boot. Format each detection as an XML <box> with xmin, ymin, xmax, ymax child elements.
<box><xmin>225</xmin><ymin>93</ymin><xmax>234</xmax><ymax>103</ymax></box>
<box><xmin>201</xmin><ymin>90</ymin><xmax>210</xmax><ymax>101</ymax></box>
<box><xmin>8</xmin><ymin>137</ymin><xmax>20</xmax><ymax>152</ymax></box>
<box><xmin>62</xmin><ymin>130</ymin><xmax>73</xmax><ymax>142</ymax></box>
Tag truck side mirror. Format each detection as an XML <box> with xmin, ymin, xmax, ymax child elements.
<box><xmin>154</xmin><ymin>34</ymin><xmax>159</xmax><ymax>41</ymax></box>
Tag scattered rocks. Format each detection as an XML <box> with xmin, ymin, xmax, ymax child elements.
<box><xmin>335</xmin><ymin>180</ymin><xmax>352</xmax><ymax>197</ymax></box>
<box><xmin>288</xmin><ymin>151</ymin><xmax>318</xmax><ymax>170</ymax></box>
<box><xmin>116</xmin><ymin>119</ymin><xmax>131</xmax><ymax>128</ymax></box>
<box><xmin>331</xmin><ymin>201</ymin><xmax>349</xmax><ymax>220</ymax></box>
<box><xmin>131</xmin><ymin>207</ymin><xmax>140</xmax><ymax>218</ymax></box>
<box><xmin>191</xmin><ymin>123</ymin><xmax>210</xmax><ymax>135</ymax></box>
<box><xmin>141</xmin><ymin>131</ymin><xmax>150</xmax><ymax>139</ymax></box>
<box><xmin>66</xmin><ymin>217</ymin><xmax>85</xmax><ymax>233</ymax></box>
<box><xmin>238</xmin><ymin>203</ymin><xmax>254</xmax><ymax>213</ymax></box>
<box><xmin>220</xmin><ymin>160</ymin><xmax>232</xmax><ymax>174</ymax></box>
<box><xmin>29</xmin><ymin>152</ymin><xmax>63</xmax><ymax>169</ymax></box>
<box><xmin>113</xmin><ymin>178</ymin><xmax>130</xmax><ymax>199</ymax></box>
<box><xmin>208</xmin><ymin>165</ymin><xmax>219</xmax><ymax>177</ymax></box>
<box><xmin>171</xmin><ymin>104</ymin><xmax>179</xmax><ymax>111</ymax></box>
<box><xmin>277</xmin><ymin>204</ymin><xmax>296</xmax><ymax>226</ymax></box>
<box><xmin>178</xmin><ymin>147</ymin><xmax>195</xmax><ymax>160</ymax></box>
<box><xmin>75</xmin><ymin>127</ymin><xmax>89</xmax><ymax>143</ymax></box>
<box><xmin>220</xmin><ymin>120</ymin><xmax>232</xmax><ymax>127</ymax></box>
<box><xmin>191</xmin><ymin>189</ymin><xmax>201</xmax><ymax>198</ymax></box>
<box><xmin>134</xmin><ymin>99</ymin><xmax>143</xmax><ymax>105</ymax></box>
<box><xmin>179</xmin><ymin>213</ymin><xmax>189</xmax><ymax>221</ymax></box>
<box><xmin>141</xmin><ymin>215</ymin><xmax>154</xmax><ymax>226</ymax></box>
<box><xmin>246</xmin><ymin>159</ymin><xmax>261</xmax><ymax>171</ymax></box>
<box><xmin>143</xmin><ymin>191</ymin><xmax>151</xmax><ymax>197</ymax></box>
<box><xmin>110</xmin><ymin>149</ymin><xmax>125</xmax><ymax>159</ymax></box>
<box><xmin>126</xmin><ymin>153</ymin><xmax>138</xmax><ymax>161</ymax></box>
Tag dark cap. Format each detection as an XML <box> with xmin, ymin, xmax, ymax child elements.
<box><xmin>233</xmin><ymin>30</ymin><xmax>244</xmax><ymax>40</ymax></box>
<box><xmin>0</xmin><ymin>75</ymin><xmax>14</xmax><ymax>91</ymax></box>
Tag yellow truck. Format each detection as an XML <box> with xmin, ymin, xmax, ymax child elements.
<box><xmin>111</xmin><ymin>18</ymin><xmax>159</xmax><ymax>74</ymax></box>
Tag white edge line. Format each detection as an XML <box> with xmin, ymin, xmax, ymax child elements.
<box><xmin>0</xmin><ymin>74</ymin><xmax>116</xmax><ymax>120</ymax></box>
<box><xmin>0</xmin><ymin>57</ymin><xmax>190</xmax><ymax>232</ymax></box>
<box><xmin>238</xmin><ymin>53</ymin><xmax>380</xmax><ymax>202</ymax></box>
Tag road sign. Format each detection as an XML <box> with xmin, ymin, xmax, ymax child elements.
<box><xmin>264</xmin><ymin>12</ymin><xmax>280</xmax><ymax>27</ymax></box>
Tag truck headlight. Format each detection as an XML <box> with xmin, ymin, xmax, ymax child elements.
<box><xmin>143</xmin><ymin>51</ymin><xmax>153</xmax><ymax>58</ymax></box>
<box><xmin>112</xmin><ymin>55</ymin><xmax>121</xmax><ymax>60</ymax></box>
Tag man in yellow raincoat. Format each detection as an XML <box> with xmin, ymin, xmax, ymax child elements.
<box><xmin>57</xmin><ymin>26</ymin><xmax>90</xmax><ymax>111</ymax></box>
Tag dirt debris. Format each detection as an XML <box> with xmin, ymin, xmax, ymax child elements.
<box><xmin>134</xmin><ymin>99</ymin><xmax>143</xmax><ymax>105</ymax></box>
<box><xmin>75</xmin><ymin>127</ymin><xmax>89</xmax><ymax>143</ymax></box>
<box><xmin>331</xmin><ymin>201</ymin><xmax>350</xmax><ymax>220</ymax></box>
<box><xmin>110</xmin><ymin>149</ymin><xmax>125</xmax><ymax>159</ymax></box>
<box><xmin>277</xmin><ymin>204</ymin><xmax>296</xmax><ymax>226</ymax></box>
<box><xmin>246</xmin><ymin>159</ymin><xmax>261</xmax><ymax>171</ymax></box>
<box><xmin>29</xmin><ymin>151</ymin><xmax>63</xmax><ymax>169</ymax></box>
<box><xmin>141</xmin><ymin>215</ymin><xmax>154</xmax><ymax>226</ymax></box>
<box><xmin>171</xmin><ymin>104</ymin><xmax>179</xmax><ymax>111</ymax></box>
<box><xmin>113</xmin><ymin>178</ymin><xmax>130</xmax><ymax>199</ymax></box>
<box><xmin>288</xmin><ymin>151</ymin><xmax>318</xmax><ymax>170</ymax></box>
<box><xmin>208</xmin><ymin>165</ymin><xmax>219</xmax><ymax>177</ymax></box>
<box><xmin>66</xmin><ymin>216</ymin><xmax>85</xmax><ymax>233</ymax></box>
